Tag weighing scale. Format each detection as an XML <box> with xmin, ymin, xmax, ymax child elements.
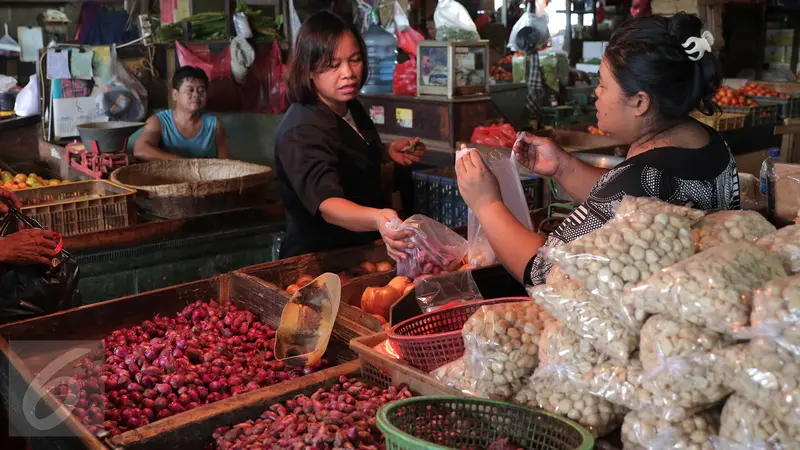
<box><xmin>68</xmin><ymin>121</ymin><xmax>143</xmax><ymax>179</ymax></box>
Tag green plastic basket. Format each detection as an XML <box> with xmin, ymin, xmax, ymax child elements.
<box><xmin>377</xmin><ymin>396</ymin><xmax>595</xmax><ymax>450</ymax></box>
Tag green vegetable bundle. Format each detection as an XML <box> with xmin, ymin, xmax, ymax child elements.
<box><xmin>154</xmin><ymin>12</ymin><xmax>228</xmax><ymax>43</ymax></box>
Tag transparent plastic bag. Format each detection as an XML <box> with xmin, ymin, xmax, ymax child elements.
<box><xmin>621</xmin><ymin>409</ymin><xmax>719</xmax><ymax>450</ymax></box>
<box><xmin>508</xmin><ymin>6</ymin><xmax>550</xmax><ymax>52</ymax></box>
<box><xmin>386</xmin><ymin>214</ymin><xmax>468</xmax><ymax>279</ymax></box>
<box><xmin>514</xmin><ymin>371</ymin><xmax>625</xmax><ymax>437</ymax></box>
<box><xmin>233</xmin><ymin>12</ymin><xmax>253</xmax><ymax>39</ymax></box>
<box><xmin>414</xmin><ymin>270</ymin><xmax>482</xmax><ymax>313</ymax></box>
<box><xmin>639</xmin><ymin>315</ymin><xmax>732</xmax><ymax>373</ymax></box>
<box><xmin>461</xmin><ymin>301</ymin><xmax>550</xmax><ymax>395</ymax></box>
<box><xmin>96</xmin><ymin>47</ymin><xmax>147</xmax><ymax>121</ymax></box>
<box><xmin>431</xmin><ymin>356</ymin><xmax>518</xmax><ymax>400</ymax></box>
<box><xmin>719</xmin><ymin>340</ymin><xmax>800</xmax><ymax>427</ymax></box>
<box><xmin>13</xmin><ymin>75</ymin><xmax>39</xmax><ymax>117</ymax></box>
<box><xmin>621</xmin><ymin>242</ymin><xmax>786</xmax><ymax>334</ymax></box>
<box><xmin>537</xmin><ymin>319</ymin><xmax>608</xmax><ymax>379</ymax></box>
<box><xmin>274</xmin><ymin>273</ymin><xmax>341</xmax><ymax>367</ymax></box>
<box><xmin>457</xmin><ymin>147</ymin><xmax>533</xmax><ymax>268</ymax></box>
<box><xmin>715</xmin><ymin>394</ymin><xmax>800</xmax><ymax>450</ymax></box>
<box><xmin>433</xmin><ymin>0</ymin><xmax>479</xmax><ymax>41</ymax></box>
<box><xmin>749</xmin><ymin>274</ymin><xmax>800</xmax><ymax>357</ymax></box>
<box><xmin>756</xmin><ymin>224</ymin><xmax>800</xmax><ymax>274</ymax></box>
<box><xmin>545</xmin><ymin>196</ymin><xmax>702</xmax><ymax>325</ymax></box>
<box><xmin>691</xmin><ymin>210</ymin><xmax>776</xmax><ymax>252</ymax></box>
<box><xmin>528</xmin><ymin>271</ymin><xmax>639</xmax><ymax>361</ymax></box>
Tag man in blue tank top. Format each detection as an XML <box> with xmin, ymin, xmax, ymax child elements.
<box><xmin>134</xmin><ymin>66</ymin><xmax>231</xmax><ymax>161</ymax></box>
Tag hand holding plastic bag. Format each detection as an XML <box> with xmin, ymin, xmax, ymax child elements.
<box><xmin>434</xmin><ymin>0</ymin><xmax>480</xmax><ymax>41</ymax></box>
<box><xmin>386</xmin><ymin>214</ymin><xmax>468</xmax><ymax>279</ymax></box>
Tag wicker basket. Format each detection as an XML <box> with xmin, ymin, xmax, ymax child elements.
<box><xmin>691</xmin><ymin>112</ymin><xmax>746</xmax><ymax>131</ymax></box>
<box><xmin>377</xmin><ymin>396</ymin><xmax>594</xmax><ymax>450</ymax></box>
<box><xmin>387</xmin><ymin>297</ymin><xmax>529</xmax><ymax>373</ymax></box>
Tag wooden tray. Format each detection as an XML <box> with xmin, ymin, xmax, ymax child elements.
<box><xmin>0</xmin><ymin>273</ymin><xmax>366</xmax><ymax>450</ymax></box>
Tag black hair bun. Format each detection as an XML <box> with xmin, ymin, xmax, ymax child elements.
<box><xmin>666</xmin><ymin>12</ymin><xmax>704</xmax><ymax>48</ymax></box>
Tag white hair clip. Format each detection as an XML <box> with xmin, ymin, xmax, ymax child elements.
<box><xmin>682</xmin><ymin>31</ymin><xmax>714</xmax><ymax>61</ymax></box>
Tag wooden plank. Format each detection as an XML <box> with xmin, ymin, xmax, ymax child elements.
<box><xmin>62</xmin><ymin>219</ymin><xmax>187</xmax><ymax>252</ymax></box>
<box><xmin>109</xmin><ymin>361</ymin><xmax>362</xmax><ymax>449</ymax></box>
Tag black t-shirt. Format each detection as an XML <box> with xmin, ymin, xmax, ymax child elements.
<box><xmin>524</xmin><ymin>122</ymin><xmax>742</xmax><ymax>287</ymax></box>
<box><xmin>274</xmin><ymin>100</ymin><xmax>385</xmax><ymax>258</ymax></box>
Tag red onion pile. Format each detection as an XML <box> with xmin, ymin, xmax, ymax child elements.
<box><xmin>210</xmin><ymin>376</ymin><xmax>413</xmax><ymax>450</ymax></box>
<box><xmin>52</xmin><ymin>300</ymin><xmax>328</xmax><ymax>437</ymax></box>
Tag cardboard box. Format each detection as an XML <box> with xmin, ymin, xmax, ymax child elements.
<box><xmin>651</xmin><ymin>0</ymin><xmax>699</xmax><ymax>15</ymax></box>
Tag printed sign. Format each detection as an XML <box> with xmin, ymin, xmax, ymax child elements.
<box><xmin>369</xmin><ymin>106</ymin><xmax>385</xmax><ymax>125</ymax></box>
<box><xmin>396</xmin><ymin>108</ymin><xmax>413</xmax><ymax>128</ymax></box>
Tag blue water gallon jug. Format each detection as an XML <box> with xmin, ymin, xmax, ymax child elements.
<box><xmin>361</xmin><ymin>23</ymin><xmax>397</xmax><ymax>94</ymax></box>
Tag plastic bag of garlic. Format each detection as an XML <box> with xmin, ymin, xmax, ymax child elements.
<box><xmin>459</xmin><ymin>301</ymin><xmax>552</xmax><ymax>399</ymax></box>
<box><xmin>545</xmin><ymin>196</ymin><xmax>702</xmax><ymax>311</ymax></box>
<box><xmin>620</xmin><ymin>242</ymin><xmax>786</xmax><ymax>334</ymax></box>
<box><xmin>714</xmin><ymin>394</ymin><xmax>800</xmax><ymax>450</ymax></box>
<box><xmin>621</xmin><ymin>408</ymin><xmax>719</xmax><ymax>450</ymax></box>
<box><xmin>639</xmin><ymin>315</ymin><xmax>732</xmax><ymax>373</ymax></box>
<box><xmin>537</xmin><ymin>319</ymin><xmax>608</xmax><ymax>377</ymax></box>
<box><xmin>691</xmin><ymin>210</ymin><xmax>776</xmax><ymax>252</ymax></box>
<box><xmin>528</xmin><ymin>270</ymin><xmax>639</xmax><ymax>361</ymax></box>
<box><xmin>430</xmin><ymin>357</ymin><xmax>521</xmax><ymax>400</ymax></box>
<box><xmin>756</xmin><ymin>224</ymin><xmax>800</xmax><ymax>274</ymax></box>
<box><xmin>719</xmin><ymin>339</ymin><xmax>800</xmax><ymax>427</ymax></box>
<box><xmin>749</xmin><ymin>274</ymin><xmax>800</xmax><ymax>357</ymax></box>
<box><xmin>513</xmin><ymin>370</ymin><xmax>626</xmax><ymax>437</ymax></box>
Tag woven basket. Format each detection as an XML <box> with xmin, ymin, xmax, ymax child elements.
<box><xmin>377</xmin><ymin>396</ymin><xmax>594</xmax><ymax>450</ymax></box>
<box><xmin>386</xmin><ymin>297</ymin><xmax>529</xmax><ymax>373</ymax></box>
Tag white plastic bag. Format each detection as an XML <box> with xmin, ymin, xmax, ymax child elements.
<box><xmin>433</xmin><ymin>0</ymin><xmax>479</xmax><ymax>41</ymax></box>
<box><xmin>457</xmin><ymin>147</ymin><xmax>533</xmax><ymax>268</ymax></box>
<box><xmin>508</xmin><ymin>9</ymin><xmax>550</xmax><ymax>52</ymax></box>
<box><xmin>233</xmin><ymin>12</ymin><xmax>253</xmax><ymax>39</ymax></box>
<box><xmin>0</xmin><ymin>24</ymin><xmax>20</xmax><ymax>55</ymax></box>
<box><xmin>14</xmin><ymin>75</ymin><xmax>39</xmax><ymax>117</ymax></box>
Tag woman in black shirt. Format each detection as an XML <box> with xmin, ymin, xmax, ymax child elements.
<box><xmin>275</xmin><ymin>12</ymin><xmax>426</xmax><ymax>258</ymax></box>
<box><xmin>456</xmin><ymin>13</ymin><xmax>740</xmax><ymax>287</ymax></box>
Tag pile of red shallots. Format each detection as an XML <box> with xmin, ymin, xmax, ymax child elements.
<box><xmin>52</xmin><ymin>300</ymin><xmax>327</xmax><ymax>436</ymax></box>
<box><xmin>211</xmin><ymin>376</ymin><xmax>413</xmax><ymax>450</ymax></box>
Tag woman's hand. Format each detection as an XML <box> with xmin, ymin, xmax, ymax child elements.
<box><xmin>388</xmin><ymin>138</ymin><xmax>426</xmax><ymax>166</ymax></box>
<box><xmin>374</xmin><ymin>209</ymin><xmax>412</xmax><ymax>260</ymax></box>
<box><xmin>0</xmin><ymin>229</ymin><xmax>59</xmax><ymax>266</ymax></box>
<box><xmin>0</xmin><ymin>187</ymin><xmax>22</xmax><ymax>214</ymax></box>
<box><xmin>512</xmin><ymin>132</ymin><xmax>569</xmax><ymax>178</ymax></box>
<box><xmin>455</xmin><ymin>149</ymin><xmax>502</xmax><ymax>213</ymax></box>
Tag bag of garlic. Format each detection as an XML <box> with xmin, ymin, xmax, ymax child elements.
<box><xmin>620</xmin><ymin>242</ymin><xmax>786</xmax><ymax>334</ymax></box>
<box><xmin>537</xmin><ymin>319</ymin><xmax>608</xmax><ymax>379</ymax></box>
<box><xmin>528</xmin><ymin>271</ymin><xmax>639</xmax><ymax>361</ymax></box>
<box><xmin>756</xmin><ymin>224</ymin><xmax>800</xmax><ymax>274</ymax></box>
<box><xmin>718</xmin><ymin>340</ymin><xmax>800</xmax><ymax>427</ymax></box>
<box><xmin>714</xmin><ymin>394</ymin><xmax>800</xmax><ymax>450</ymax></box>
<box><xmin>544</xmin><ymin>196</ymin><xmax>702</xmax><ymax>325</ymax></box>
<box><xmin>691</xmin><ymin>210</ymin><xmax>776</xmax><ymax>252</ymax></box>
<box><xmin>430</xmin><ymin>357</ymin><xmax>520</xmax><ymax>400</ymax></box>
<box><xmin>460</xmin><ymin>301</ymin><xmax>551</xmax><ymax>397</ymax></box>
<box><xmin>513</xmin><ymin>370</ymin><xmax>626</xmax><ymax>437</ymax></box>
<box><xmin>749</xmin><ymin>274</ymin><xmax>800</xmax><ymax>357</ymax></box>
<box><xmin>621</xmin><ymin>409</ymin><xmax>719</xmax><ymax>450</ymax></box>
<box><xmin>639</xmin><ymin>315</ymin><xmax>732</xmax><ymax>373</ymax></box>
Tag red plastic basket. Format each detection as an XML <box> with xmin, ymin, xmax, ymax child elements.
<box><xmin>386</xmin><ymin>297</ymin><xmax>530</xmax><ymax>373</ymax></box>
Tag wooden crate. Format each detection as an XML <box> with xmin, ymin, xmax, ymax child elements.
<box><xmin>691</xmin><ymin>111</ymin><xmax>746</xmax><ymax>131</ymax></box>
<box><xmin>651</xmin><ymin>0</ymin><xmax>699</xmax><ymax>15</ymax></box>
<box><xmin>350</xmin><ymin>332</ymin><xmax>463</xmax><ymax>396</ymax></box>
<box><xmin>0</xmin><ymin>273</ymin><xmax>365</xmax><ymax>450</ymax></box>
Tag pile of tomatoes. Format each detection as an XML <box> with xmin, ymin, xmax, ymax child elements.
<box><xmin>738</xmin><ymin>83</ymin><xmax>791</xmax><ymax>98</ymax></box>
<box><xmin>490</xmin><ymin>66</ymin><xmax>513</xmax><ymax>81</ymax></box>
<box><xmin>713</xmin><ymin>86</ymin><xmax>759</xmax><ymax>108</ymax></box>
<box><xmin>496</xmin><ymin>51</ymin><xmax>525</xmax><ymax>66</ymax></box>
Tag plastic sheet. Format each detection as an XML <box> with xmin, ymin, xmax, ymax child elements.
<box><xmin>461</xmin><ymin>301</ymin><xmax>551</xmax><ymax>396</ymax></box>
<box><xmin>715</xmin><ymin>394</ymin><xmax>799</xmax><ymax>450</ymax></box>
<box><xmin>545</xmin><ymin>196</ymin><xmax>702</xmax><ymax>326</ymax></box>
<box><xmin>691</xmin><ymin>210</ymin><xmax>775</xmax><ymax>252</ymax></box>
<box><xmin>719</xmin><ymin>340</ymin><xmax>800</xmax><ymax>427</ymax></box>
<box><xmin>528</xmin><ymin>271</ymin><xmax>639</xmax><ymax>361</ymax></box>
<box><xmin>755</xmin><ymin>224</ymin><xmax>800</xmax><ymax>274</ymax></box>
<box><xmin>621</xmin><ymin>409</ymin><xmax>719</xmax><ymax>450</ymax></box>
<box><xmin>387</xmin><ymin>214</ymin><xmax>468</xmax><ymax>279</ymax></box>
<box><xmin>621</xmin><ymin>242</ymin><xmax>786</xmax><ymax>334</ymax></box>
<box><xmin>750</xmin><ymin>274</ymin><xmax>800</xmax><ymax>357</ymax></box>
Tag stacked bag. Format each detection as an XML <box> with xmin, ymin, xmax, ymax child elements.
<box><xmin>430</xmin><ymin>196</ymin><xmax>800</xmax><ymax>446</ymax></box>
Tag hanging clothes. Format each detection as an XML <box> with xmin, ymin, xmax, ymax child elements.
<box><xmin>525</xmin><ymin>52</ymin><xmax>545</xmax><ymax>120</ymax></box>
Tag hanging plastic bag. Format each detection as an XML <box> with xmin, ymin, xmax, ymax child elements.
<box><xmin>230</xmin><ymin>36</ymin><xmax>255</xmax><ymax>84</ymax></box>
<box><xmin>389</xmin><ymin>1</ymin><xmax>424</xmax><ymax>57</ymax></box>
<box><xmin>233</xmin><ymin>12</ymin><xmax>253</xmax><ymax>39</ymax></box>
<box><xmin>96</xmin><ymin>47</ymin><xmax>148</xmax><ymax>121</ymax></box>
<box><xmin>386</xmin><ymin>214</ymin><xmax>468</xmax><ymax>279</ymax></box>
<box><xmin>433</xmin><ymin>0</ymin><xmax>480</xmax><ymax>41</ymax></box>
<box><xmin>456</xmin><ymin>147</ymin><xmax>533</xmax><ymax>268</ymax></box>
<box><xmin>0</xmin><ymin>24</ymin><xmax>20</xmax><ymax>55</ymax></box>
<box><xmin>414</xmin><ymin>270</ymin><xmax>482</xmax><ymax>313</ymax></box>
<box><xmin>266</xmin><ymin>40</ymin><xmax>288</xmax><ymax>113</ymax></box>
<box><xmin>14</xmin><ymin>75</ymin><xmax>39</xmax><ymax>117</ymax></box>
<box><xmin>0</xmin><ymin>205</ymin><xmax>82</xmax><ymax>325</ymax></box>
<box><xmin>392</xmin><ymin>59</ymin><xmax>417</xmax><ymax>96</ymax></box>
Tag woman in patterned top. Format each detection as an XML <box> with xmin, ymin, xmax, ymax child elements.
<box><xmin>455</xmin><ymin>13</ymin><xmax>740</xmax><ymax>288</ymax></box>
